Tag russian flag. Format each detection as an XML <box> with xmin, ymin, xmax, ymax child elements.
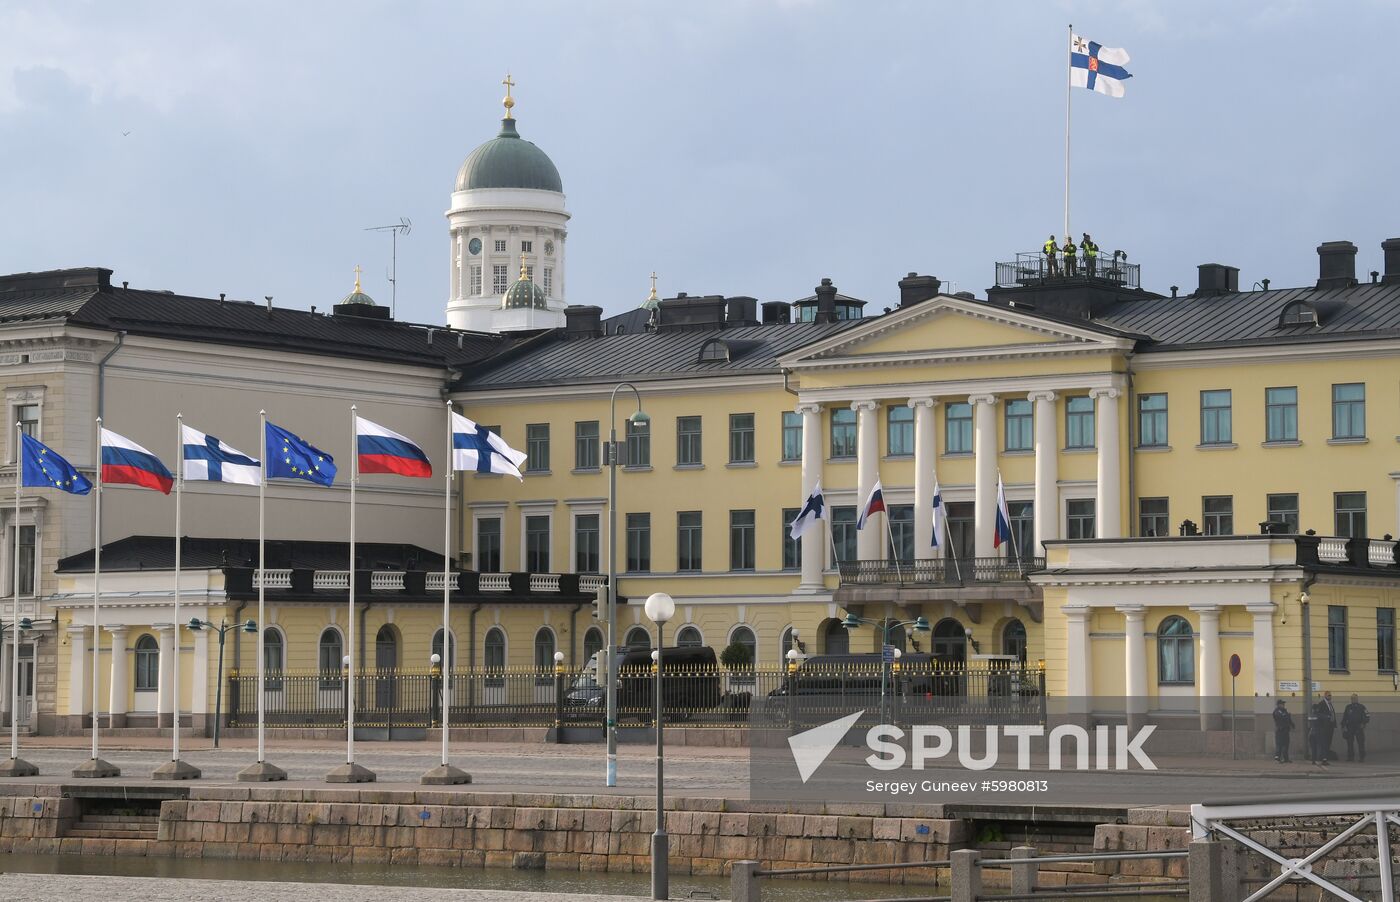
<box><xmin>856</xmin><ymin>479</ymin><xmax>886</xmax><ymax>531</ymax></box>
<box><xmin>356</xmin><ymin>416</ymin><xmax>432</xmax><ymax>478</ymax></box>
<box><xmin>100</xmin><ymin>428</ymin><xmax>173</xmax><ymax>494</ymax></box>
<box><xmin>994</xmin><ymin>474</ymin><xmax>1014</xmax><ymax>550</ymax></box>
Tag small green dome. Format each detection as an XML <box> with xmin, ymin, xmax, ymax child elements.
<box><xmin>341</xmin><ymin>269</ymin><xmax>376</xmax><ymax>305</ymax></box>
<box><xmin>503</xmin><ymin>264</ymin><xmax>548</xmax><ymax>310</ymax></box>
<box><xmin>456</xmin><ymin>119</ymin><xmax>563</xmax><ymax>193</ymax></box>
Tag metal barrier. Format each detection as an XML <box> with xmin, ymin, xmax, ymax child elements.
<box><xmin>838</xmin><ymin>557</ymin><xmax>1045</xmax><ymax>585</ymax></box>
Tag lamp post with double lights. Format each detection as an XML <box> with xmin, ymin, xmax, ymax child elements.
<box><xmin>841</xmin><ymin>613</ymin><xmax>930</xmax><ymax>726</ymax></box>
<box><xmin>0</xmin><ymin>616</ymin><xmax>40</xmax><ymax>777</ymax></box>
<box><xmin>644</xmin><ymin>590</ymin><xmax>675</xmax><ymax>900</ymax></box>
<box><xmin>606</xmin><ymin>382</ymin><xmax>649</xmax><ymax>787</ymax></box>
<box><xmin>187</xmin><ymin>617</ymin><xmax>256</xmax><ymax>749</ymax></box>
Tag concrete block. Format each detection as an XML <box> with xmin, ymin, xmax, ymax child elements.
<box><xmin>804</xmin><ymin>815</ymin><xmax>839</xmax><ymax>837</ymax></box>
<box><xmin>836</xmin><ymin>816</ymin><xmax>873</xmax><ymax>839</ymax></box>
<box><xmin>718</xmin><ymin>813</ymin><xmax>749</xmax><ymax>836</ymax></box>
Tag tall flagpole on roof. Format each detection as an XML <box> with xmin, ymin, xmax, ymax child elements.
<box><xmin>1065</xmin><ymin>24</ymin><xmax>1073</xmax><ymax>243</ymax></box>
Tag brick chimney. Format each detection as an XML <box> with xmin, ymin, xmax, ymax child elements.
<box><xmin>1316</xmin><ymin>241</ymin><xmax>1358</xmax><ymax>290</ymax></box>
<box><xmin>897</xmin><ymin>273</ymin><xmax>942</xmax><ymax>308</ymax></box>
<box><xmin>564</xmin><ymin>305</ymin><xmax>603</xmax><ymax>339</ymax></box>
<box><xmin>814</xmin><ymin>278</ymin><xmax>838</xmax><ymax>324</ymax></box>
<box><xmin>1196</xmin><ymin>263</ymin><xmax>1239</xmax><ymax>296</ymax></box>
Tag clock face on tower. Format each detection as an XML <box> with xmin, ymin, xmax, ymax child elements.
<box><xmin>544</xmin><ymin>240</ymin><xmax>554</xmax><ymax>256</ymax></box>
<box><xmin>468</xmin><ymin>237</ymin><xmax>482</xmax><ymax>255</ymax></box>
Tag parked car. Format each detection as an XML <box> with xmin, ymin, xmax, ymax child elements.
<box><xmin>565</xmin><ymin>646</ymin><xmax>724</xmax><ymax>721</ymax></box>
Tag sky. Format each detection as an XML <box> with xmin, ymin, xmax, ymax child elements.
<box><xmin>2</xmin><ymin>1</ymin><xmax>1398</xmax><ymax>326</ymax></box>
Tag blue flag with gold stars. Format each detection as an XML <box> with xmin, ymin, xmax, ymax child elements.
<box><xmin>20</xmin><ymin>433</ymin><xmax>93</xmax><ymax>495</ymax></box>
<box><xmin>265</xmin><ymin>422</ymin><xmax>336</xmax><ymax>486</ymax></box>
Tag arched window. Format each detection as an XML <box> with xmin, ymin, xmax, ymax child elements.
<box><xmin>431</xmin><ymin>628</ymin><xmax>456</xmax><ymax>670</ymax></box>
<box><xmin>931</xmin><ymin>618</ymin><xmax>967</xmax><ymax>664</ymax></box>
<box><xmin>134</xmin><ymin>634</ymin><xmax>159</xmax><ymax>691</ymax></box>
<box><xmin>264</xmin><ymin>629</ymin><xmax>285</xmax><ymax>689</ymax></box>
<box><xmin>624</xmin><ymin>625</ymin><xmax>652</xmax><ymax>651</ymax></box>
<box><xmin>729</xmin><ymin>625</ymin><xmax>756</xmax><ymax>667</ymax></box>
<box><xmin>374</xmin><ymin>625</ymin><xmax>398</xmax><ymax>672</ymax></box>
<box><xmin>698</xmin><ymin>338</ymin><xmax>731</xmax><ymax>362</ymax></box>
<box><xmin>318</xmin><ymin>628</ymin><xmax>343</xmax><ymax>688</ymax></box>
<box><xmin>1002</xmin><ymin>619</ymin><xmax>1027</xmax><ymax>662</ymax></box>
<box><xmin>582</xmin><ymin>626</ymin><xmax>604</xmax><ymax>663</ymax></box>
<box><xmin>779</xmin><ymin>626</ymin><xmax>800</xmax><ymax>662</ymax></box>
<box><xmin>533</xmin><ymin>627</ymin><xmax>556</xmax><ymax>671</ymax></box>
<box><xmin>676</xmin><ymin>626</ymin><xmax>703</xmax><ymax>648</ymax></box>
<box><xmin>1157</xmin><ymin>616</ymin><xmax>1195</xmax><ymax>685</ymax></box>
<box><xmin>484</xmin><ymin>627</ymin><xmax>506</xmax><ymax>670</ymax></box>
<box><xmin>822</xmin><ymin>619</ymin><xmax>849</xmax><ymax>655</ymax></box>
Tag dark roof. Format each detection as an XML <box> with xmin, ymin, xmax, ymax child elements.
<box><xmin>601</xmin><ymin>306</ymin><xmax>652</xmax><ymax>336</ymax></box>
<box><xmin>0</xmin><ymin>267</ymin><xmax>512</xmax><ymax>368</ymax></box>
<box><xmin>457</xmin><ymin>319</ymin><xmax>859</xmax><ymax>389</ymax></box>
<box><xmin>57</xmin><ymin>536</ymin><xmax>443</xmax><ymax>573</ymax></box>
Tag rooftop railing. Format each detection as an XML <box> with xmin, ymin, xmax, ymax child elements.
<box><xmin>995</xmin><ymin>251</ymin><xmax>1140</xmax><ymax>290</ymax></box>
<box><xmin>838</xmin><ymin>557</ymin><xmax>1045</xmax><ymax>586</ymax></box>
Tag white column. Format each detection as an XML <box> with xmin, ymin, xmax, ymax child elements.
<box><xmin>1193</xmin><ymin>605</ymin><xmax>1222</xmax><ymax>726</ymax></box>
<box><xmin>797</xmin><ymin>402</ymin><xmax>826</xmax><ymax>591</ymax></box>
<box><xmin>853</xmin><ymin>400</ymin><xmax>881</xmax><ymax>562</ymax></box>
<box><xmin>107</xmin><ymin>626</ymin><xmax>129</xmax><ymax>723</ymax></box>
<box><xmin>910</xmin><ymin>397</ymin><xmax>938</xmax><ymax>560</ymax></box>
<box><xmin>1119</xmin><ymin>606</ymin><xmax>1147</xmax><ymax>714</ymax></box>
<box><xmin>155</xmin><ymin>622</ymin><xmax>175</xmax><ymax>726</ymax></box>
<box><xmin>1091</xmin><ymin>387</ymin><xmax>1122</xmax><ymax>538</ymax></box>
<box><xmin>0</xmin><ymin>641</ymin><xmax>10</xmax><ymax>726</ymax></box>
<box><xmin>1065</xmin><ymin>606</ymin><xmax>1093</xmax><ymax>697</ymax></box>
<box><xmin>970</xmin><ymin>394</ymin><xmax>998</xmax><ymax>558</ymax></box>
<box><xmin>1029</xmin><ymin>391</ymin><xmax>1059</xmax><ymax>548</ymax></box>
<box><xmin>67</xmin><ymin>625</ymin><xmax>89</xmax><ymax>720</ymax></box>
<box><xmin>1248</xmin><ymin>604</ymin><xmax>1276</xmax><ymax>698</ymax></box>
<box><xmin>191</xmin><ymin>626</ymin><xmax>210</xmax><ymax>719</ymax></box>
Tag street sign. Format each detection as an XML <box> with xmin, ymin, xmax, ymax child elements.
<box><xmin>1228</xmin><ymin>654</ymin><xmax>1242</xmax><ymax>760</ymax></box>
<box><xmin>1279</xmin><ymin>680</ymin><xmax>1301</xmax><ymax>692</ymax></box>
<box><xmin>881</xmin><ymin>645</ymin><xmax>897</xmax><ymax>663</ymax></box>
<box><xmin>1228</xmin><ymin>654</ymin><xmax>1241</xmax><ymax>677</ymax></box>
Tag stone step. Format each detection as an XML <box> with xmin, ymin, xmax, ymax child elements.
<box><xmin>66</xmin><ymin>828</ymin><xmax>157</xmax><ymax>840</ymax></box>
<box><xmin>80</xmin><ymin>815</ymin><xmax>160</xmax><ymax>824</ymax></box>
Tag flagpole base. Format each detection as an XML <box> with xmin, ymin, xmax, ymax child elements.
<box><xmin>71</xmin><ymin>757</ymin><xmax>121</xmax><ymax>779</ymax></box>
<box><xmin>152</xmin><ymin>758</ymin><xmax>202</xmax><ymax>781</ymax></box>
<box><xmin>236</xmin><ymin>760</ymin><xmax>287</xmax><ymax>782</ymax></box>
<box><xmin>325</xmin><ymin>761</ymin><xmax>377</xmax><ymax>784</ymax></box>
<box><xmin>420</xmin><ymin>763</ymin><xmax>472</xmax><ymax>785</ymax></box>
<box><xmin>0</xmin><ymin>756</ymin><xmax>39</xmax><ymax>778</ymax></box>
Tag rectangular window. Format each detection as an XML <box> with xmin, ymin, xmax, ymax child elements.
<box><xmin>1139</xmin><ymin>497</ymin><xmax>1169</xmax><ymax>538</ymax></box>
<box><xmin>1265</xmin><ymin>386</ymin><xmax>1298</xmax><ymax>442</ymax></box>
<box><xmin>1267</xmin><ymin>493</ymin><xmax>1299</xmax><ymax>532</ymax></box>
<box><xmin>945</xmin><ymin>402</ymin><xmax>973</xmax><ymax>453</ymax></box>
<box><xmin>525</xmin><ymin>516</ymin><xmax>550</xmax><ymax>572</ymax></box>
<box><xmin>677</xmin><ymin>511</ymin><xmax>703</xmax><ymax>572</ymax></box>
<box><xmin>469</xmin><ymin>265</ymin><xmax>482</xmax><ymax>295</ymax></box>
<box><xmin>1010</xmin><ymin>501</ymin><xmax>1035</xmax><ymax>560</ymax></box>
<box><xmin>521</xmin><ymin>240</ymin><xmax>533</xmax><ymax>253</ymax></box>
<box><xmin>574</xmin><ymin>514</ymin><xmax>600</xmax><ymax>574</ymax></box>
<box><xmin>730</xmin><ymin>510</ymin><xmax>756</xmax><ymax>571</ymax></box>
<box><xmin>492</xmin><ymin>264</ymin><xmax>509</xmax><ymax>294</ymax></box>
<box><xmin>17</xmin><ymin>404</ymin><xmax>39</xmax><ymax>440</ymax></box>
<box><xmin>494</xmin><ymin>239</ymin><xmax>507</xmax><ymax>253</ymax></box>
<box><xmin>1332</xmin><ymin>383</ymin><xmax>1366</xmax><ymax>439</ymax></box>
<box><xmin>626</xmin><ymin>513</ymin><xmax>651</xmax><ymax>573</ymax></box>
<box><xmin>543</xmin><ymin>267</ymin><xmax>553</xmax><ymax>295</ymax></box>
<box><xmin>1203</xmin><ymin>495</ymin><xmax>1234</xmax><ymax>536</ymax></box>
<box><xmin>1200</xmin><ymin>390</ymin><xmax>1232</xmax><ymax>445</ymax></box>
<box><xmin>781</xmin><ymin>508</ymin><xmax>801</xmax><ymax>570</ymax></box>
<box><xmin>1378</xmin><ymin>608</ymin><xmax>1397</xmax><ymax>673</ymax></box>
<box><xmin>729</xmin><ymin>413</ymin><xmax>755</xmax><ymax>464</ymax></box>
<box><xmin>1335</xmin><ymin>491</ymin><xmax>1367</xmax><ymax>538</ymax></box>
<box><xmin>574</xmin><ymin>421</ymin><xmax>599</xmax><ymax>470</ymax></box>
<box><xmin>832</xmin><ymin>506</ymin><xmax>857</xmax><ymax>564</ymax></box>
<box><xmin>1004</xmin><ymin>399</ymin><xmax>1032</xmax><ymax>452</ymax></box>
<box><xmin>477</xmin><ymin>518</ymin><xmax>501</xmax><ymax>572</ymax></box>
<box><xmin>525</xmin><ymin>424</ymin><xmax>549</xmax><ymax>472</ymax></box>
<box><xmin>830</xmin><ymin>408</ymin><xmax>856</xmax><ymax>458</ymax></box>
<box><xmin>781</xmin><ymin>411</ymin><xmax>802</xmax><ymax>461</ymax></box>
<box><xmin>1066</xmin><ymin>396</ymin><xmax>1095</xmax><ymax>449</ymax></box>
<box><xmin>1066</xmin><ymin>499</ymin><xmax>1096</xmax><ymax>539</ymax></box>
<box><xmin>1137</xmin><ymin>394</ymin><xmax>1168</xmax><ymax>448</ymax></box>
<box><xmin>17</xmin><ymin>525</ymin><xmax>35</xmax><ymax>596</ymax></box>
<box><xmin>887</xmin><ymin>406</ymin><xmax>914</xmax><ymax>456</ymax></box>
<box><xmin>886</xmin><ymin>504</ymin><xmax>914</xmax><ymax>563</ymax></box>
<box><xmin>625</xmin><ymin>420</ymin><xmax>650</xmax><ymax>468</ymax></box>
<box><xmin>1328</xmin><ymin>605</ymin><xmax>1348</xmax><ymax>671</ymax></box>
<box><xmin>676</xmin><ymin>416</ymin><xmax>703</xmax><ymax>466</ymax></box>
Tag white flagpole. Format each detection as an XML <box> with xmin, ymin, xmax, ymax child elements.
<box><xmin>173</xmin><ymin>414</ymin><xmax>182</xmax><ymax>766</ymax></box>
<box><xmin>1064</xmin><ymin>23</ymin><xmax>1073</xmax><ymax>242</ymax></box>
<box><xmin>442</xmin><ymin>400</ymin><xmax>452</xmax><ymax>767</ymax></box>
<box><xmin>257</xmin><ymin>411</ymin><xmax>266</xmax><ymax>765</ymax></box>
<box><xmin>882</xmin><ymin>504</ymin><xmax>904</xmax><ymax>584</ymax></box>
<box><xmin>347</xmin><ymin>405</ymin><xmax>357</xmax><ymax>768</ymax></box>
<box><xmin>10</xmin><ymin>423</ymin><xmax>20</xmax><ymax>762</ymax></box>
<box><xmin>92</xmin><ymin>417</ymin><xmax>102</xmax><ymax>764</ymax></box>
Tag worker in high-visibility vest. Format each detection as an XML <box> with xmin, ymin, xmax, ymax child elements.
<box><xmin>1061</xmin><ymin>237</ymin><xmax>1078</xmax><ymax>277</ymax></box>
<box><xmin>1081</xmin><ymin>233</ymin><xmax>1099</xmax><ymax>277</ymax></box>
<box><xmin>1043</xmin><ymin>235</ymin><xmax>1060</xmax><ymax>277</ymax></box>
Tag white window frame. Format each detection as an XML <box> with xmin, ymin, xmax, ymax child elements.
<box><xmin>470</xmin><ymin>503</ymin><xmax>508</xmax><ymax>572</ymax></box>
<box><xmin>5</xmin><ymin>386</ymin><xmax>45</xmax><ymax>464</ymax></box>
<box><xmin>566</xmin><ymin>500</ymin><xmax>605</xmax><ymax>575</ymax></box>
<box><xmin>2</xmin><ymin>505</ymin><xmax>43</xmax><ymax>599</ymax></box>
<box><xmin>517</xmin><ymin>502</ymin><xmax>556</xmax><ymax>572</ymax></box>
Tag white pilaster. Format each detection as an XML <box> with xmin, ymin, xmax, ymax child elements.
<box><xmin>192</xmin><ymin>626</ymin><xmax>210</xmax><ymax>716</ymax></box>
<box><xmin>853</xmin><ymin>400</ymin><xmax>881</xmax><ymax>562</ymax></box>
<box><xmin>155</xmin><ymin>622</ymin><xmax>175</xmax><ymax>724</ymax></box>
<box><xmin>1119</xmin><ymin>606</ymin><xmax>1147</xmax><ymax>712</ymax></box>
<box><xmin>1248</xmin><ymin>604</ymin><xmax>1277</xmax><ymax>698</ymax></box>
<box><xmin>1091</xmin><ymin>387</ymin><xmax>1123</xmax><ymax>538</ymax></box>
<box><xmin>910</xmin><ymin>397</ymin><xmax>938</xmax><ymax>560</ymax></box>
<box><xmin>1065</xmin><ymin>607</ymin><xmax>1093</xmax><ymax>698</ymax></box>
<box><xmin>1193</xmin><ymin>605</ymin><xmax>1222</xmax><ymax>723</ymax></box>
<box><xmin>67</xmin><ymin>626</ymin><xmax>88</xmax><ymax>718</ymax></box>
<box><xmin>0</xmin><ymin>641</ymin><xmax>10</xmax><ymax>724</ymax></box>
<box><xmin>1028</xmin><ymin>390</ymin><xmax>1059</xmax><ymax>547</ymax></box>
<box><xmin>970</xmin><ymin>394</ymin><xmax>998</xmax><ymax>558</ymax></box>
<box><xmin>107</xmin><ymin>625</ymin><xmax>129</xmax><ymax>718</ymax></box>
<box><xmin>797</xmin><ymin>402</ymin><xmax>826</xmax><ymax>591</ymax></box>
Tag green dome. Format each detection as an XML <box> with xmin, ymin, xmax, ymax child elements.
<box><xmin>340</xmin><ymin>290</ymin><xmax>376</xmax><ymax>306</ymax></box>
<box><xmin>455</xmin><ymin>119</ymin><xmax>563</xmax><ymax>193</ymax></box>
<box><xmin>503</xmin><ymin>265</ymin><xmax>548</xmax><ymax>310</ymax></box>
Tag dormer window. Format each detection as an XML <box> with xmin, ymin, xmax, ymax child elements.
<box><xmin>1279</xmin><ymin>300</ymin><xmax>1319</xmax><ymax>327</ymax></box>
<box><xmin>698</xmin><ymin>338</ymin><xmax>730</xmax><ymax>362</ymax></box>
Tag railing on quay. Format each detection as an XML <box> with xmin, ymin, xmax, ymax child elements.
<box><xmin>838</xmin><ymin>557</ymin><xmax>1044</xmax><ymax>586</ymax></box>
<box><xmin>225</xmin><ymin>661</ymin><xmax>1046</xmax><ymax>731</ymax></box>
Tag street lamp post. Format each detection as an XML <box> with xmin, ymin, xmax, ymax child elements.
<box><xmin>606</xmin><ymin>382</ymin><xmax>648</xmax><ymax>787</ymax></box>
<box><xmin>644</xmin><ymin>591</ymin><xmax>675</xmax><ymax>901</ymax></box>
<box><xmin>187</xmin><ymin>617</ymin><xmax>256</xmax><ymax>749</ymax></box>
<box><xmin>0</xmin><ymin>617</ymin><xmax>39</xmax><ymax>777</ymax></box>
<box><xmin>429</xmin><ymin>653</ymin><xmax>443</xmax><ymax>727</ymax></box>
<box><xmin>841</xmin><ymin>613</ymin><xmax>930</xmax><ymax>725</ymax></box>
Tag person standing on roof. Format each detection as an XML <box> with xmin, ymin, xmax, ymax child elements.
<box><xmin>1061</xmin><ymin>236</ymin><xmax>1078</xmax><ymax>277</ymax></box>
<box><xmin>1081</xmin><ymin>233</ymin><xmax>1098</xmax><ymax>277</ymax></box>
<box><xmin>1043</xmin><ymin>234</ymin><xmax>1060</xmax><ymax>277</ymax></box>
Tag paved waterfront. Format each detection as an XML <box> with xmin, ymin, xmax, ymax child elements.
<box><xmin>0</xmin><ymin>873</ymin><xmax>643</xmax><ymax>902</ymax></box>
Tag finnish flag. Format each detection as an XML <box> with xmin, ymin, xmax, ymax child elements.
<box><xmin>451</xmin><ymin>411</ymin><xmax>527</xmax><ymax>481</ymax></box>
<box><xmin>181</xmin><ymin>424</ymin><xmax>261</xmax><ymax>485</ymax></box>
<box><xmin>788</xmin><ymin>481</ymin><xmax>825</xmax><ymax>540</ymax></box>
<box><xmin>1070</xmin><ymin>33</ymin><xmax>1132</xmax><ymax>98</ymax></box>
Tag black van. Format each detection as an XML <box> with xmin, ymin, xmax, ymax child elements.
<box><xmin>568</xmin><ymin>646</ymin><xmax>723</xmax><ymax>721</ymax></box>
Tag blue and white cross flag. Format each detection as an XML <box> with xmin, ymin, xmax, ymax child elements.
<box><xmin>1070</xmin><ymin>33</ymin><xmax>1132</xmax><ymax>98</ymax></box>
<box><xmin>181</xmin><ymin>423</ymin><xmax>261</xmax><ymax>485</ymax></box>
<box><xmin>451</xmin><ymin>411</ymin><xmax>527</xmax><ymax>481</ymax></box>
<box><xmin>788</xmin><ymin>480</ymin><xmax>826</xmax><ymax>540</ymax></box>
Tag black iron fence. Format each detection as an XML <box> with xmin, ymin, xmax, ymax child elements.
<box><xmin>227</xmin><ymin>662</ymin><xmax>1046</xmax><ymax>731</ymax></box>
<box><xmin>838</xmin><ymin>557</ymin><xmax>1044</xmax><ymax>585</ymax></box>
<box><xmin>995</xmin><ymin>252</ymin><xmax>1140</xmax><ymax>290</ymax></box>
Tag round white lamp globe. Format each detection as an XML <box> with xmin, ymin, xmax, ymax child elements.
<box><xmin>644</xmin><ymin>592</ymin><xmax>676</xmax><ymax>624</ymax></box>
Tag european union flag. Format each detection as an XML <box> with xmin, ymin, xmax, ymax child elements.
<box><xmin>265</xmin><ymin>421</ymin><xmax>337</xmax><ymax>486</ymax></box>
<box><xmin>20</xmin><ymin>433</ymin><xmax>93</xmax><ymax>495</ymax></box>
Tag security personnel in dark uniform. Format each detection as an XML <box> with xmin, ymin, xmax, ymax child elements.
<box><xmin>1272</xmin><ymin>699</ymin><xmax>1294</xmax><ymax>763</ymax></box>
<box><xmin>1043</xmin><ymin>234</ymin><xmax>1060</xmax><ymax>277</ymax></box>
<box><xmin>1310</xmin><ymin>691</ymin><xmax>1336</xmax><ymax>765</ymax></box>
<box><xmin>1341</xmin><ymin>694</ymin><xmax>1370</xmax><ymax>762</ymax></box>
<box><xmin>1081</xmin><ymin>233</ymin><xmax>1098</xmax><ymax>276</ymax></box>
<box><xmin>1061</xmin><ymin>237</ymin><xmax>1078</xmax><ymax>276</ymax></box>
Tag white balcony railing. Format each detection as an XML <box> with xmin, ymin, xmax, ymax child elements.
<box><xmin>1317</xmin><ymin>537</ymin><xmax>1349</xmax><ymax>563</ymax></box>
<box><xmin>479</xmin><ymin>572</ymin><xmax>511</xmax><ymax>592</ymax></box>
<box><xmin>1369</xmin><ymin>539</ymin><xmax>1396</xmax><ymax>567</ymax></box>
<box><xmin>370</xmin><ymin>571</ymin><xmax>405</xmax><ymax>591</ymax></box>
<box><xmin>313</xmin><ymin>571</ymin><xmax>350</xmax><ymax>590</ymax></box>
<box><xmin>529</xmin><ymin>573</ymin><xmax>561</xmax><ymax>593</ymax></box>
<box><xmin>579</xmin><ymin>574</ymin><xmax>607</xmax><ymax>593</ymax></box>
<box><xmin>253</xmin><ymin>569</ymin><xmax>292</xmax><ymax>589</ymax></box>
<box><xmin>426</xmin><ymin>572</ymin><xmax>451</xmax><ymax>592</ymax></box>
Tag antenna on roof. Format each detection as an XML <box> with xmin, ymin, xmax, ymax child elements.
<box><xmin>364</xmin><ymin>217</ymin><xmax>412</xmax><ymax>319</ymax></box>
